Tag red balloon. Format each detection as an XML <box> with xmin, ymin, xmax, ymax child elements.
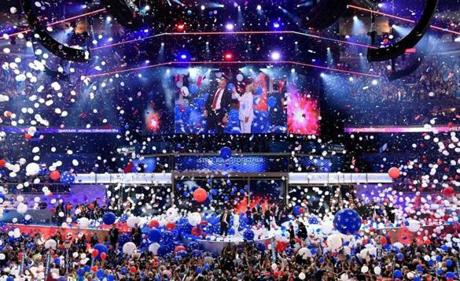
<box><xmin>0</xmin><ymin>159</ymin><xmax>6</xmax><ymax>168</ymax></box>
<box><xmin>130</xmin><ymin>266</ymin><xmax>137</xmax><ymax>274</ymax></box>
<box><xmin>100</xmin><ymin>252</ymin><xmax>107</xmax><ymax>260</ymax></box>
<box><xmin>174</xmin><ymin>245</ymin><xmax>186</xmax><ymax>253</ymax></box>
<box><xmin>149</xmin><ymin>220</ymin><xmax>160</xmax><ymax>228</ymax></box>
<box><xmin>91</xmin><ymin>266</ymin><xmax>98</xmax><ymax>272</ymax></box>
<box><xmin>24</xmin><ymin>133</ymin><xmax>33</xmax><ymax>140</ymax></box>
<box><xmin>49</xmin><ymin>170</ymin><xmax>61</xmax><ymax>181</ymax></box>
<box><xmin>191</xmin><ymin>226</ymin><xmax>202</xmax><ymax>237</ymax></box>
<box><xmin>166</xmin><ymin>222</ymin><xmax>176</xmax><ymax>231</ymax></box>
<box><xmin>442</xmin><ymin>186</ymin><xmax>455</xmax><ymax>197</ymax></box>
<box><xmin>275</xmin><ymin>241</ymin><xmax>288</xmax><ymax>253</ymax></box>
<box><xmin>379</xmin><ymin>236</ymin><xmax>387</xmax><ymax>245</ymax></box>
<box><xmin>193</xmin><ymin>187</ymin><xmax>208</xmax><ymax>203</ymax></box>
<box><xmin>388</xmin><ymin>167</ymin><xmax>401</xmax><ymax>179</ymax></box>
<box><xmin>92</xmin><ymin>249</ymin><xmax>99</xmax><ymax>258</ymax></box>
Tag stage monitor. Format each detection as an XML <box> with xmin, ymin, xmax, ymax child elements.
<box><xmin>143</xmin><ymin>65</ymin><xmax>320</xmax><ymax>135</ymax></box>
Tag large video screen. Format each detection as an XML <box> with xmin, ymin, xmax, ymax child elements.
<box><xmin>171</xmin><ymin>66</ymin><xmax>320</xmax><ymax>134</ymax></box>
<box><xmin>139</xmin><ymin>65</ymin><xmax>320</xmax><ymax>135</ymax></box>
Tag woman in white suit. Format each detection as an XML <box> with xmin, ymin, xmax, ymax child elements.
<box><xmin>235</xmin><ymin>83</ymin><xmax>255</xmax><ymax>133</ymax></box>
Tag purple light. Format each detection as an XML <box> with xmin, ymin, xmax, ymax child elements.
<box><xmin>225</xmin><ymin>23</ymin><xmax>235</xmax><ymax>31</ymax></box>
<box><xmin>271</xmin><ymin>51</ymin><xmax>281</xmax><ymax>61</ymax></box>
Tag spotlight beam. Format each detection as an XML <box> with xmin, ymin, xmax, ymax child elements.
<box><xmin>3</xmin><ymin>8</ymin><xmax>107</xmax><ymax>39</ymax></box>
<box><xmin>84</xmin><ymin>60</ymin><xmax>381</xmax><ymax>79</ymax></box>
<box><xmin>348</xmin><ymin>4</ymin><xmax>460</xmax><ymax>36</ymax></box>
<box><xmin>90</xmin><ymin>30</ymin><xmax>377</xmax><ymax>51</ymax></box>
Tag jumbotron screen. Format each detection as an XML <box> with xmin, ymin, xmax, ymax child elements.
<box><xmin>144</xmin><ymin>65</ymin><xmax>320</xmax><ymax>135</ymax></box>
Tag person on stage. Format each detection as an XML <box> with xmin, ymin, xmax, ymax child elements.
<box><xmin>220</xmin><ymin>209</ymin><xmax>231</xmax><ymax>237</ymax></box>
<box><xmin>204</xmin><ymin>77</ymin><xmax>232</xmax><ymax>134</ymax></box>
<box><xmin>232</xmin><ymin>209</ymin><xmax>240</xmax><ymax>234</ymax></box>
<box><xmin>233</xmin><ymin>83</ymin><xmax>254</xmax><ymax>134</ymax></box>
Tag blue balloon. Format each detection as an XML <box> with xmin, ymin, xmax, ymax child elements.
<box><xmin>307</xmin><ymin>215</ymin><xmax>319</xmax><ymax>224</ymax></box>
<box><xmin>396</xmin><ymin>252</ymin><xmax>404</xmax><ymax>261</ymax></box>
<box><xmin>416</xmin><ymin>264</ymin><xmax>424</xmax><ymax>272</ymax></box>
<box><xmin>77</xmin><ymin>268</ymin><xmax>85</xmax><ymax>276</ymax></box>
<box><xmin>60</xmin><ymin>171</ymin><xmax>75</xmax><ymax>184</ymax></box>
<box><xmin>227</xmin><ymin>83</ymin><xmax>236</xmax><ymax>92</ymax></box>
<box><xmin>189</xmin><ymin>84</ymin><xmax>199</xmax><ymax>95</ymax></box>
<box><xmin>54</xmin><ymin>257</ymin><xmax>60</xmax><ymax>265</ymax></box>
<box><xmin>333</xmin><ymin>208</ymin><xmax>362</xmax><ymax>235</ymax></box>
<box><xmin>219</xmin><ymin>146</ymin><xmax>232</xmax><ymax>160</ymax></box>
<box><xmin>394</xmin><ymin>270</ymin><xmax>402</xmax><ymax>279</ymax></box>
<box><xmin>293</xmin><ymin>206</ymin><xmax>303</xmax><ymax>216</ymax></box>
<box><xmin>157</xmin><ymin>245</ymin><xmax>170</xmax><ymax>257</ymax></box>
<box><xmin>102</xmin><ymin>212</ymin><xmax>116</xmax><ymax>225</ymax></box>
<box><xmin>94</xmin><ymin>243</ymin><xmax>108</xmax><ymax>260</ymax></box>
<box><xmin>256</xmin><ymin>243</ymin><xmax>266</xmax><ymax>251</ymax></box>
<box><xmin>243</xmin><ymin>229</ymin><xmax>255</xmax><ymax>241</ymax></box>
<box><xmin>148</xmin><ymin>229</ymin><xmax>161</xmax><ymax>242</ymax></box>
<box><xmin>96</xmin><ymin>269</ymin><xmax>105</xmax><ymax>279</ymax></box>
<box><xmin>446</xmin><ymin>259</ymin><xmax>453</xmax><ymax>267</ymax></box>
<box><xmin>107</xmin><ymin>275</ymin><xmax>115</xmax><ymax>281</ymax></box>
<box><xmin>268</xmin><ymin>96</ymin><xmax>277</xmax><ymax>107</ymax></box>
<box><xmin>445</xmin><ymin>272</ymin><xmax>456</xmax><ymax>279</ymax></box>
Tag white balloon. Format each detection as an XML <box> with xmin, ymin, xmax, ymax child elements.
<box><xmin>127</xmin><ymin>216</ymin><xmax>140</xmax><ymax>228</ymax></box>
<box><xmin>17</xmin><ymin>203</ymin><xmax>28</xmax><ymax>214</ymax></box>
<box><xmin>361</xmin><ymin>265</ymin><xmax>369</xmax><ymax>273</ymax></box>
<box><xmin>187</xmin><ymin>212</ymin><xmax>201</xmax><ymax>226</ymax></box>
<box><xmin>122</xmin><ymin>242</ymin><xmax>137</xmax><ymax>255</ymax></box>
<box><xmin>321</xmin><ymin>220</ymin><xmax>334</xmax><ymax>235</ymax></box>
<box><xmin>25</xmin><ymin>162</ymin><xmax>40</xmax><ymax>176</ymax></box>
<box><xmin>45</xmin><ymin>239</ymin><xmax>57</xmax><ymax>250</ymax></box>
<box><xmin>78</xmin><ymin>217</ymin><xmax>90</xmax><ymax>228</ymax></box>
<box><xmin>298</xmin><ymin>272</ymin><xmax>306</xmax><ymax>280</ymax></box>
<box><xmin>236</xmin><ymin>74</ymin><xmax>244</xmax><ymax>82</ymax></box>
<box><xmin>374</xmin><ymin>266</ymin><xmax>381</xmax><ymax>275</ymax></box>
<box><xmin>406</xmin><ymin>219</ymin><xmax>421</xmax><ymax>233</ymax></box>
<box><xmin>148</xmin><ymin>243</ymin><xmax>160</xmax><ymax>255</ymax></box>
<box><xmin>327</xmin><ymin>234</ymin><xmax>343</xmax><ymax>251</ymax></box>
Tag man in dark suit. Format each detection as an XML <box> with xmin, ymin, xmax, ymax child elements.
<box><xmin>204</xmin><ymin>77</ymin><xmax>232</xmax><ymax>134</ymax></box>
<box><xmin>220</xmin><ymin>209</ymin><xmax>231</xmax><ymax>237</ymax></box>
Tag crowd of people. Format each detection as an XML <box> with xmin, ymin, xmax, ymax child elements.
<box><xmin>0</xmin><ymin>192</ymin><xmax>457</xmax><ymax>281</ymax></box>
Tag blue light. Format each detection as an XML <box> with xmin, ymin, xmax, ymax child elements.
<box><xmin>273</xmin><ymin>22</ymin><xmax>281</xmax><ymax>29</ymax></box>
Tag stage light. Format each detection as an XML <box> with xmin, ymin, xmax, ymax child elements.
<box><xmin>353</xmin><ymin>16</ymin><xmax>358</xmax><ymax>21</ymax></box>
<box><xmin>224</xmin><ymin>52</ymin><xmax>234</xmax><ymax>61</ymax></box>
<box><xmin>200</xmin><ymin>5</ymin><xmax>205</xmax><ymax>10</ymax></box>
<box><xmin>320</xmin><ymin>72</ymin><xmax>325</xmax><ymax>77</ymax></box>
<box><xmin>271</xmin><ymin>51</ymin><xmax>281</xmax><ymax>60</ymax></box>
<box><xmin>372</xmin><ymin>79</ymin><xmax>378</xmax><ymax>85</ymax></box>
<box><xmin>349</xmin><ymin>77</ymin><xmax>354</xmax><ymax>82</ymax></box>
<box><xmin>177</xmin><ymin>23</ymin><xmax>185</xmax><ymax>31</ymax></box>
<box><xmin>225</xmin><ymin>23</ymin><xmax>235</xmax><ymax>31</ymax></box>
<box><xmin>106</xmin><ymin>16</ymin><xmax>112</xmax><ymax>22</ymax></box>
<box><xmin>257</xmin><ymin>5</ymin><xmax>262</xmax><ymax>11</ymax></box>
<box><xmin>273</xmin><ymin>22</ymin><xmax>281</xmax><ymax>29</ymax></box>
<box><xmin>378</xmin><ymin>3</ymin><xmax>384</xmax><ymax>8</ymax></box>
